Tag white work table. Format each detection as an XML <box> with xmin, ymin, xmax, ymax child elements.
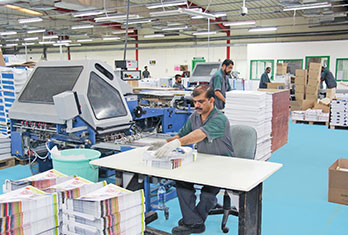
<box><xmin>90</xmin><ymin>147</ymin><xmax>282</xmax><ymax>192</ymax></box>
<box><xmin>91</xmin><ymin>147</ymin><xmax>282</xmax><ymax>235</ymax></box>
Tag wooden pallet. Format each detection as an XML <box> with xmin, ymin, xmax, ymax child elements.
<box><xmin>0</xmin><ymin>157</ymin><xmax>15</xmax><ymax>170</ymax></box>
<box><xmin>15</xmin><ymin>158</ymin><xmax>29</xmax><ymax>165</ymax></box>
<box><xmin>329</xmin><ymin>125</ymin><xmax>348</xmax><ymax>130</ymax></box>
<box><xmin>292</xmin><ymin>120</ymin><xmax>329</xmax><ymax>126</ymax></box>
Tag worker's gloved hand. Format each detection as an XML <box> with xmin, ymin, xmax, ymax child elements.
<box><xmin>148</xmin><ymin>140</ymin><xmax>167</xmax><ymax>151</ymax></box>
<box><xmin>155</xmin><ymin>139</ymin><xmax>181</xmax><ymax>159</ymax></box>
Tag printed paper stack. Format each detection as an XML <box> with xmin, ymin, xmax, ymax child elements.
<box><xmin>62</xmin><ymin>184</ymin><xmax>145</xmax><ymax>235</ymax></box>
<box><xmin>291</xmin><ymin>111</ymin><xmax>305</xmax><ymax>121</ymax></box>
<box><xmin>225</xmin><ymin>91</ymin><xmax>272</xmax><ymax>161</ymax></box>
<box><xmin>3</xmin><ymin>169</ymin><xmax>73</xmax><ymax>193</ymax></box>
<box><xmin>143</xmin><ymin>147</ymin><xmax>195</xmax><ymax>169</ymax></box>
<box><xmin>330</xmin><ymin>97</ymin><xmax>348</xmax><ymax>127</ymax></box>
<box><xmin>0</xmin><ymin>134</ymin><xmax>11</xmax><ymax>161</ymax></box>
<box><xmin>0</xmin><ymin>185</ymin><xmax>60</xmax><ymax>234</ymax></box>
<box><xmin>304</xmin><ymin>109</ymin><xmax>322</xmax><ymax>121</ymax></box>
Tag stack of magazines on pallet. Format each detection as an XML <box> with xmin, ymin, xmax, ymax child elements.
<box><xmin>0</xmin><ymin>186</ymin><xmax>60</xmax><ymax>234</ymax></box>
<box><xmin>62</xmin><ymin>184</ymin><xmax>145</xmax><ymax>235</ymax></box>
<box><xmin>330</xmin><ymin>96</ymin><xmax>348</xmax><ymax>127</ymax></box>
<box><xmin>143</xmin><ymin>147</ymin><xmax>196</xmax><ymax>169</ymax></box>
<box><xmin>0</xmin><ymin>134</ymin><xmax>11</xmax><ymax>161</ymax></box>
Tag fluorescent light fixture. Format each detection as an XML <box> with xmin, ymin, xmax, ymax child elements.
<box><xmin>126</xmin><ymin>19</ymin><xmax>151</xmax><ymax>25</ymax></box>
<box><xmin>6</xmin><ymin>38</ymin><xmax>19</xmax><ymax>42</ymax></box>
<box><xmin>0</xmin><ymin>31</ymin><xmax>17</xmax><ymax>36</ymax></box>
<box><xmin>182</xmin><ymin>8</ymin><xmax>216</xmax><ymax>20</ymax></box>
<box><xmin>24</xmin><ymin>37</ymin><xmax>39</xmax><ymax>41</ymax></box>
<box><xmin>27</xmin><ymin>29</ymin><xmax>45</xmax><ymax>34</ymax></box>
<box><xmin>223</xmin><ymin>20</ymin><xmax>256</xmax><ymax>26</ymax></box>
<box><xmin>71</xmin><ymin>24</ymin><xmax>94</xmax><ymax>30</ymax></box>
<box><xmin>192</xmin><ymin>12</ymin><xmax>226</xmax><ymax>19</ymax></box>
<box><xmin>248</xmin><ymin>27</ymin><xmax>277</xmax><ymax>32</ymax></box>
<box><xmin>284</xmin><ymin>2</ymin><xmax>331</xmax><ymax>11</ymax></box>
<box><xmin>5</xmin><ymin>43</ymin><xmax>18</xmax><ymax>47</ymax></box>
<box><xmin>150</xmin><ymin>9</ymin><xmax>184</xmax><ymax>17</ymax></box>
<box><xmin>193</xmin><ymin>31</ymin><xmax>217</xmax><ymax>35</ymax></box>
<box><xmin>112</xmin><ymin>29</ymin><xmax>135</xmax><ymax>34</ymax></box>
<box><xmin>94</xmin><ymin>14</ymin><xmax>139</xmax><ymax>22</ymax></box>
<box><xmin>57</xmin><ymin>40</ymin><xmax>72</xmax><ymax>43</ymax></box>
<box><xmin>39</xmin><ymin>41</ymin><xmax>55</xmax><ymax>44</ymax></box>
<box><xmin>53</xmin><ymin>43</ymin><xmax>69</xmax><ymax>46</ymax></box>
<box><xmin>43</xmin><ymin>35</ymin><xmax>58</xmax><ymax>39</ymax></box>
<box><xmin>18</xmin><ymin>17</ymin><xmax>42</xmax><ymax>24</ymax></box>
<box><xmin>69</xmin><ymin>43</ymin><xmax>82</xmax><ymax>47</ymax></box>
<box><xmin>144</xmin><ymin>34</ymin><xmax>165</xmax><ymax>38</ymax></box>
<box><xmin>5</xmin><ymin>4</ymin><xmax>42</xmax><ymax>15</ymax></box>
<box><xmin>147</xmin><ymin>0</ymin><xmax>187</xmax><ymax>9</ymax></box>
<box><xmin>73</xmin><ymin>10</ymin><xmax>105</xmax><ymax>17</ymax></box>
<box><xmin>22</xmin><ymin>42</ymin><xmax>35</xmax><ymax>46</ymax></box>
<box><xmin>163</xmin><ymin>25</ymin><xmax>188</xmax><ymax>31</ymax></box>
<box><xmin>77</xmin><ymin>39</ymin><xmax>93</xmax><ymax>42</ymax></box>
<box><xmin>103</xmin><ymin>36</ymin><xmax>121</xmax><ymax>40</ymax></box>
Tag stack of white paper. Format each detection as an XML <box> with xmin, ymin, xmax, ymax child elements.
<box><xmin>0</xmin><ymin>134</ymin><xmax>11</xmax><ymax>160</ymax></box>
<box><xmin>3</xmin><ymin>169</ymin><xmax>73</xmax><ymax>193</ymax></box>
<box><xmin>225</xmin><ymin>91</ymin><xmax>272</xmax><ymax>161</ymax></box>
<box><xmin>291</xmin><ymin>111</ymin><xmax>305</xmax><ymax>120</ymax></box>
<box><xmin>330</xmin><ymin>98</ymin><xmax>348</xmax><ymax>126</ymax></box>
<box><xmin>143</xmin><ymin>147</ymin><xmax>195</xmax><ymax>169</ymax></box>
<box><xmin>62</xmin><ymin>184</ymin><xmax>145</xmax><ymax>235</ymax></box>
<box><xmin>304</xmin><ymin>109</ymin><xmax>322</xmax><ymax>121</ymax></box>
<box><xmin>0</xmin><ymin>186</ymin><xmax>60</xmax><ymax>234</ymax></box>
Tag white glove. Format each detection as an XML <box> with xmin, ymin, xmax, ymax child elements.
<box><xmin>155</xmin><ymin>139</ymin><xmax>181</xmax><ymax>159</ymax></box>
<box><xmin>147</xmin><ymin>140</ymin><xmax>167</xmax><ymax>151</ymax></box>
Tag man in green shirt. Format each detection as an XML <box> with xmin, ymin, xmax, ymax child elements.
<box><xmin>259</xmin><ymin>67</ymin><xmax>271</xmax><ymax>89</ymax></box>
<box><xmin>151</xmin><ymin>84</ymin><xmax>234</xmax><ymax>234</ymax></box>
<box><xmin>173</xmin><ymin>74</ymin><xmax>184</xmax><ymax>90</ymax></box>
<box><xmin>209</xmin><ymin>59</ymin><xmax>233</xmax><ymax>110</ymax></box>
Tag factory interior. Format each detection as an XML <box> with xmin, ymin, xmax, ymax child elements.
<box><xmin>0</xmin><ymin>0</ymin><xmax>348</xmax><ymax>235</ymax></box>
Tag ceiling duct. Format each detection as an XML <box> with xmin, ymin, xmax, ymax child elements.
<box><xmin>29</xmin><ymin>0</ymin><xmax>55</xmax><ymax>10</ymax></box>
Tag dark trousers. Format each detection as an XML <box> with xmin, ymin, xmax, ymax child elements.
<box><xmin>176</xmin><ymin>181</ymin><xmax>220</xmax><ymax>225</ymax></box>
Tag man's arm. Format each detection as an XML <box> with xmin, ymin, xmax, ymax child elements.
<box><xmin>215</xmin><ymin>90</ymin><xmax>225</xmax><ymax>103</ymax></box>
<box><xmin>166</xmin><ymin>129</ymin><xmax>206</xmax><ymax>145</ymax></box>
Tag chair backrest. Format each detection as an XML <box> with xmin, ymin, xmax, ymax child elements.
<box><xmin>230</xmin><ymin>125</ymin><xmax>257</xmax><ymax>160</ymax></box>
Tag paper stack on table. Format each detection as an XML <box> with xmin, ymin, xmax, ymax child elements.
<box><xmin>0</xmin><ymin>185</ymin><xmax>60</xmax><ymax>234</ymax></box>
<box><xmin>330</xmin><ymin>97</ymin><xmax>348</xmax><ymax>127</ymax></box>
<box><xmin>0</xmin><ymin>134</ymin><xmax>11</xmax><ymax>160</ymax></box>
<box><xmin>3</xmin><ymin>169</ymin><xmax>73</xmax><ymax>193</ymax></box>
<box><xmin>62</xmin><ymin>184</ymin><xmax>145</xmax><ymax>235</ymax></box>
<box><xmin>291</xmin><ymin>111</ymin><xmax>305</xmax><ymax>120</ymax></box>
<box><xmin>225</xmin><ymin>91</ymin><xmax>272</xmax><ymax>161</ymax></box>
<box><xmin>143</xmin><ymin>147</ymin><xmax>196</xmax><ymax>169</ymax></box>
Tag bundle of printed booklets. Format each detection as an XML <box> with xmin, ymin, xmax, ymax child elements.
<box><xmin>1</xmin><ymin>169</ymin><xmax>145</xmax><ymax>234</ymax></box>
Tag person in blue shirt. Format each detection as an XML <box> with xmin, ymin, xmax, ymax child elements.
<box><xmin>209</xmin><ymin>59</ymin><xmax>233</xmax><ymax>110</ymax></box>
<box><xmin>321</xmin><ymin>66</ymin><xmax>337</xmax><ymax>89</ymax></box>
<box><xmin>259</xmin><ymin>67</ymin><xmax>271</xmax><ymax>89</ymax></box>
<box><xmin>173</xmin><ymin>74</ymin><xmax>184</xmax><ymax>90</ymax></box>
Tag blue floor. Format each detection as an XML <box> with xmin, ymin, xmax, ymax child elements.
<box><xmin>1</xmin><ymin>121</ymin><xmax>348</xmax><ymax>234</ymax></box>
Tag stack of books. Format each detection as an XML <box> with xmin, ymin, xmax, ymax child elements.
<box><xmin>225</xmin><ymin>91</ymin><xmax>273</xmax><ymax>161</ymax></box>
<box><xmin>0</xmin><ymin>134</ymin><xmax>11</xmax><ymax>161</ymax></box>
<box><xmin>62</xmin><ymin>184</ymin><xmax>145</xmax><ymax>235</ymax></box>
<box><xmin>330</xmin><ymin>97</ymin><xmax>348</xmax><ymax>127</ymax></box>
<box><xmin>0</xmin><ymin>185</ymin><xmax>60</xmax><ymax>234</ymax></box>
<box><xmin>143</xmin><ymin>147</ymin><xmax>195</xmax><ymax>169</ymax></box>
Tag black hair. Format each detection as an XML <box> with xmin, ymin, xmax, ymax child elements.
<box><xmin>192</xmin><ymin>84</ymin><xmax>214</xmax><ymax>99</ymax></box>
<box><xmin>175</xmin><ymin>74</ymin><xmax>181</xmax><ymax>80</ymax></box>
<box><xmin>222</xmin><ymin>59</ymin><xmax>234</xmax><ymax>67</ymax></box>
<box><xmin>266</xmin><ymin>67</ymin><xmax>271</xmax><ymax>70</ymax></box>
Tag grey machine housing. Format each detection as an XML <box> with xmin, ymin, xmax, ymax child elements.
<box><xmin>190</xmin><ymin>62</ymin><xmax>221</xmax><ymax>84</ymax></box>
<box><xmin>9</xmin><ymin>60</ymin><xmax>133</xmax><ymax>134</ymax></box>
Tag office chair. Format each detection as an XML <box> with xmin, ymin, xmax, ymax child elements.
<box><xmin>209</xmin><ymin>125</ymin><xmax>257</xmax><ymax>233</ymax></box>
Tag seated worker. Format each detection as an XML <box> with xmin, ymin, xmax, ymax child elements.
<box><xmin>150</xmin><ymin>84</ymin><xmax>234</xmax><ymax>235</ymax></box>
<box><xmin>321</xmin><ymin>66</ymin><xmax>337</xmax><ymax>89</ymax></box>
<box><xmin>173</xmin><ymin>74</ymin><xmax>184</xmax><ymax>90</ymax></box>
<box><xmin>259</xmin><ymin>67</ymin><xmax>271</xmax><ymax>89</ymax></box>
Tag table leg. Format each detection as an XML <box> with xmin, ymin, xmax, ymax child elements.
<box><xmin>144</xmin><ymin>176</ymin><xmax>152</xmax><ymax>213</ymax></box>
<box><xmin>238</xmin><ymin>183</ymin><xmax>262</xmax><ymax>235</ymax></box>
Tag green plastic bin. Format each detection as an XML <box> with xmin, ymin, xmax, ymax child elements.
<box><xmin>51</xmin><ymin>149</ymin><xmax>101</xmax><ymax>182</ymax></box>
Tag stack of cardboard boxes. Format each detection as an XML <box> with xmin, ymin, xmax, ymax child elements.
<box><xmin>306</xmin><ymin>63</ymin><xmax>321</xmax><ymax>100</ymax></box>
<box><xmin>294</xmin><ymin>69</ymin><xmax>307</xmax><ymax>102</ymax></box>
<box><xmin>276</xmin><ymin>63</ymin><xmax>288</xmax><ymax>75</ymax></box>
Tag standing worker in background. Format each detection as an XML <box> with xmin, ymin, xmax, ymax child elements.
<box><xmin>259</xmin><ymin>67</ymin><xmax>272</xmax><ymax>89</ymax></box>
<box><xmin>209</xmin><ymin>59</ymin><xmax>233</xmax><ymax>110</ymax></box>
<box><xmin>321</xmin><ymin>66</ymin><xmax>337</xmax><ymax>89</ymax></box>
<box><xmin>142</xmin><ymin>66</ymin><xmax>150</xmax><ymax>78</ymax></box>
<box><xmin>150</xmin><ymin>84</ymin><xmax>234</xmax><ymax>235</ymax></box>
<box><xmin>173</xmin><ymin>74</ymin><xmax>184</xmax><ymax>90</ymax></box>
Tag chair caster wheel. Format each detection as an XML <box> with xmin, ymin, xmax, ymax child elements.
<box><xmin>222</xmin><ymin>227</ymin><xmax>229</xmax><ymax>233</ymax></box>
<box><xmin>164</xmin><ymin>210</ymin><xmax>169</xmax><ymax>220</ymax></box>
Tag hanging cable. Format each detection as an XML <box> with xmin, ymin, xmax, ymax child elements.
<box><xmin>205</xmin><ymin>0</ymin><xmax>213</xmax><ymax>12</ymax></box>
<box><xmin>123</xmin><ymin>0</ymin><xmax>131</xmax><ymax>60</ymax></box>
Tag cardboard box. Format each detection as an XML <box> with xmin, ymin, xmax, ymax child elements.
<box><xmin>295</xmin><ymin>84</ymin><xmax>305</xmax><ymax>93</ymax></box>
<box><xmin>314</xmin><ymin>102</ymin><xmax>330</xmax><ymax>113</ymax></box>
<box><xmin>127</xmin><ymin>80</ymin><xmax>138</xmax><ymax>87</ymax></box>
<box><xmin>276</xmin><ymin>63</ymin><xmax>288</xmax><ymax>75</ymax></box>
<box><xmin>307</xmin><ymin>79</ymin><xmax>320</xmax><ymax>87</ymax></box>
<box><xmin>306</xmin><ymin>85</ymin><xmax>319</xmax><ymax>95</ymax></box>
<box><xmin>301</xmin><ymin>99</ymin><xmax>316</xmax><ymax>110</ymax></box>
<box><xmin>306</xmin><ymin>93</ymin><xmax>318</xmax><ymax>100</ymax></box>
<box><xmin>295</xmin><ymin>92</ymin><xmax>305</xmax><ymax>100</ymax></box>
<box><xmin>329</xmin><ymin>159</ymin><xmax>348</xmax><ymax>205</ymax></box>
<box><xmin>308</xmin><ymin>70</ymin><xmax>321</xmax><ymax>80</ymax></box>
<box><xmin>267</xmin><ymin>83</ymin><xmax>286</xmax><ymax>89</ymax></box>
<box><xmin>290</xmin><ymin>100</ymin><xmax>302</xmax><ymax>111</ymax></box>
<box><xmin>309</xmin><ymin>62</ymin><xmax>321</xmax><ymax>71</ymax></box>
<box><xmin>319</xmin><ymin>98</ymin><xmax>331</xmax><ymax>106</ymax></box>
<box><xmin>326</xmin><ymin>88</ymin><xmax>336</xmax><ymax>100</ymax></box>
<box><xmin>295</xmin><ymin>76</ymin><xmax>307</xmax><ymax>85</ymax></box>
<box><xmin>296</xmin><ymin>69</ymin><xmax>307</xmax><ymax>78</ymax></box>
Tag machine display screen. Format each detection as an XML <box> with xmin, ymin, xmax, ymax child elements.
<box><xmin>88</xmin><ymin>72</ymin><xmax>128</xmax><ymax>120</ymax></box>
<box><xmin>192</xmin><ymin>63</ymin><xmax>220</xmax><ymax>77</ymax></box>
<box><xmin>19</xmin><ymin>66</ymin><xmax>83</xmax><ymax>104</ymax></box>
